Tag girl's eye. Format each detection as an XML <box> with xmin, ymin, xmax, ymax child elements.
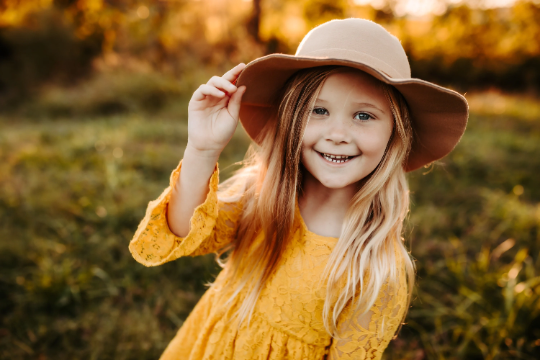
<box><xmin>354</xmin><ymin>112</ymin><xmax>373</xmax><ymax>121</ymax></box>
<box><xmin>312</xmin><ymin>107</ymin><xmax>328</xmax><ymax>116</ymax></box>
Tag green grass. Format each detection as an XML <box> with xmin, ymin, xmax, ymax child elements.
<box><xmin>0</xmin><ymin>114</ymin><xmax>250</xmax><ymax>359</ymax></box>
<box><xmin>1</xmin><ymin>93</ymin><xmax>539</xmax><ymax>359</ymax></box>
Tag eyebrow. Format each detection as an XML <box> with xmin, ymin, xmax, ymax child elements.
<box><xmin>315</xmin><ymin>98</ymin><xmax>386</xmax><ymax>114</ymax></box>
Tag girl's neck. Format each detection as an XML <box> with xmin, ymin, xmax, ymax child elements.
<box><xmin>297</xmin><ymin>169</ymin><xmax>358</xmax><ymax>238</ymax></box>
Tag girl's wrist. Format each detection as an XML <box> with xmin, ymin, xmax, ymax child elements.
<box><xmin>184</xmin><ymin>142</ymin><xmax>221</xmax><ymax>163</ymax></box>
<box><xmin>177</xmin><ymin>143</ymin><xmax>220</xmax><ymax>189</ymax></box>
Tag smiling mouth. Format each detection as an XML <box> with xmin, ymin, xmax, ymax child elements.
<box><xmin>316</xmin><ymin>151</ymin><xmax>359</xmax><ymax>164</ymax></box>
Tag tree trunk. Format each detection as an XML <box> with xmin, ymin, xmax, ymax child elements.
<box><xmin>247</xmin><ymin>0</ymin><xmax>262</xmax><ymax>42</ymax></box>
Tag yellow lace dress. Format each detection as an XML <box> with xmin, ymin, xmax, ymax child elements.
<box><xmin>129</xmin><ymin>161</ymin><xmax>408</xmax><ymax>360</ymax></box>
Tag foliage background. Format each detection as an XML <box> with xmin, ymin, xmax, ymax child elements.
<box><xmin>0</xmin><ymin>0</ymin><xmax>539</xmax><ymax>359</ymax></box>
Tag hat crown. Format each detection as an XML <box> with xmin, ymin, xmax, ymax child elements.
<box><xmin>295</xmin><ymin>19</ymin><xmax>411</xmax><ymax>79</ymax></box>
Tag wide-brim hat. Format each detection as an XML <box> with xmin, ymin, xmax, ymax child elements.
<box><xmin>235</xmin><ymin>18</ymin><xmax>469</xmax><ymax>172</ymax></box>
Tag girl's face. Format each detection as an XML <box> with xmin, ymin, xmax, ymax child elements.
<box><xmin>301</xmin><ymin>69</ymin><xmax>394</xmax><ymax>189</ymax></box>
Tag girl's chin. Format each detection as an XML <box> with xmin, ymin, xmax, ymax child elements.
<box><xmin>316</xmin><ymin>177</ymin><xmax>357</xmax><ymax>189</ymax></box>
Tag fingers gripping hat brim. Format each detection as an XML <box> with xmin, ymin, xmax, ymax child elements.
<box><xmin>236</xmin><ymin>54</ymin><xmax>469</xmax><ymax>172</ymax></box>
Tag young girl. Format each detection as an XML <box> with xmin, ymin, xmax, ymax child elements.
<box><xmin>129</xmin><ymin>19</ymin><xmax>468</xmax><ymax>359</ymax></box>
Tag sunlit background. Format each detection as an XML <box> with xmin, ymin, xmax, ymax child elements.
<box><xmin>1</xmin><ymin>0</ymin><xmax>539</xmax><ymax>359</ymax></box>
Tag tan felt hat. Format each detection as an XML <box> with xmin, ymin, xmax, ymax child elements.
<box><xmin>235</xmin><ymin>18</ymin><xmax>469</xmax><ymax>172</ymax></box>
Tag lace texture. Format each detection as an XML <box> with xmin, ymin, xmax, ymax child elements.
<box><xmin>129</xmin><ymin>161</ymin><xmax>408</xmax><ymax>360</ymax></box>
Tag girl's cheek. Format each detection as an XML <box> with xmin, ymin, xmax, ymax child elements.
<box><xmin>355</xmin><ymin>127</ymin><xmax>391</xmax><ymax>154</ymax></box>
<box><xmin>302</xmin><ymin>122</ymin><xmax>314</xmax><ymax>138</ymax></box>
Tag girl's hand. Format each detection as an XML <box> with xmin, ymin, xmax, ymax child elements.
<box><xmin>187</xmin><ymin>63</ymin><xmax>247</xmax><ymax>157</ymax></box>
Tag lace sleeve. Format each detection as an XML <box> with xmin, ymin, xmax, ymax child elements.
<box><xmin>328</xmin><ymin>264</ymin><xmax>408</xmax><ymax>360</ymax></box>
<box><xmin>128</xmin><ymin>159</ymin><xmax>243</xmax><ymax>267</ymax></box>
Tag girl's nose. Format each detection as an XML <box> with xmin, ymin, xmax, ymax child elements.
<box><xmin>325</xmin><ymin>117</ymin><xmax>351</xmax><ymax>144</ymax></box>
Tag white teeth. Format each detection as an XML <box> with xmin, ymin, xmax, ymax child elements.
<box><xmin>321</xmin><ymin>152</ymin><xmax>352</xmax><ymax>163</ymax></box>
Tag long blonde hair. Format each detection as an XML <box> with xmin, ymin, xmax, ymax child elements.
<box><xmin>217</xmin><ymin>65</ymin><xmax>415</xmax><ymax>336</ymax></box>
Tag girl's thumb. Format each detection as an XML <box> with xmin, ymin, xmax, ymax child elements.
<box><xmin>227</xmin><ymin>86</ymin><xmax>246</xmax><ymax>121</ymax></box>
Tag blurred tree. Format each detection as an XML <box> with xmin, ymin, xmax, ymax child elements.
<box><xmin>259</xmin><ymin>0</ymin><xmax>349</xmax><ymax>54</ymax></box>
<box><xmin>303</xmin><ymin>0</ymin><xmax>347</xmax><ymax>27</ymax></box>
<box><xmin>1</xmin><ymin>0</ymin><xmax>540</xmax><ymax>110</ymax></box>
<box><xmin>0</xmin><ymin>0</ymin><xmax>264</xmax><ymax>107</ymax></box>
<box><xmin>247</xmin><ymin>0</ymin><xmax>263</xmax><ymax>42</ymax></box>
<box><xmin>402</xmin><ymin>1</ymin><xmax>540</xmax><ymax>92</ymax></box>
<box><xmin>0</xmin><ymin>6</ymin><xmax>103</xmax><ymax>107</ymax></box>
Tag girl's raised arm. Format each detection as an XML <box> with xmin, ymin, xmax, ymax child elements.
<box><xmin>168</xmin><ymin>63</ymin><xmax>247</xmax><ymax>237</ymax></box>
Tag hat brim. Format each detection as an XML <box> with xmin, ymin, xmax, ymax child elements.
<box><xmin>235</xmin><ymin>54</ymin><xmax>469</xmax><ymax>172</ymax></box>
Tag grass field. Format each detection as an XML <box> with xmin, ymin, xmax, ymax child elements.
<box><xmin>1</xmin><ymin>91</ymin><xmax>539</xmax><ymax>359</ymax></box>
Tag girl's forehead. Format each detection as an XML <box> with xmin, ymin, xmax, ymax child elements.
<box><xmin>317</xmin><ymin>70</ymin><xmax>386</xmax><ymax>101</ymax></box>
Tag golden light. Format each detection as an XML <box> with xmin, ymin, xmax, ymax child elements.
<box><xmin>96</xmin><ymin>206</ymin><xmax>108</xmax><ymax>217</ymax></box>
<box><xmin>113</xmin><ymin>147</ymin><xmax>123</xmax><ymax>159</ymax></box>
<box><xmin>353</xmin><ymin>0</ymin><xmax>520</xmax><ymax>17</ymax></box>
<box><xmin>508</xmin><ymin>266</ymin><xmax>520</xmax><ymax>280</ymax></box>
<box><xmin>137</xmin><ymin>5</ymin><xmax>150</xmax><ymax>19</ymax></box>
<box><xmin>513</xmin><ymin>185</ymin><xmax>524</xmax><ymax>196</ymax></box>
<box><xmin>514</xmin><ymin>282</ymin><xmax>526</xmax><ymax>294</ymax></box>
